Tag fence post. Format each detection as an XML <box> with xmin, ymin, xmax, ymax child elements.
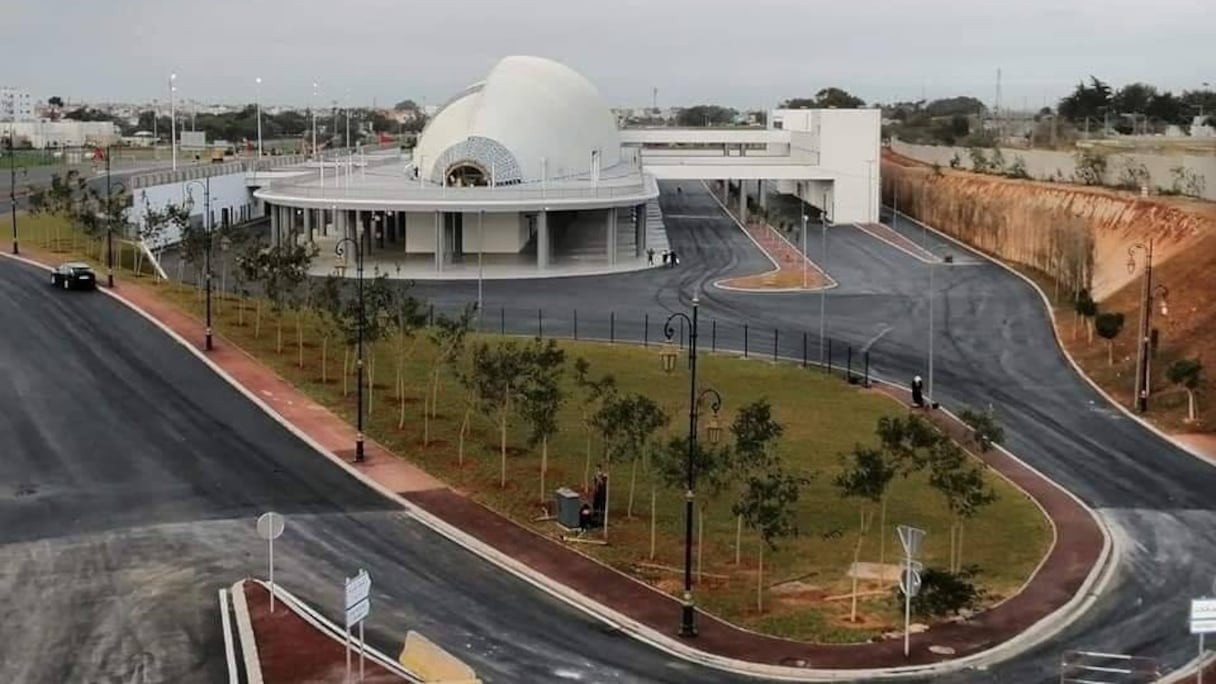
<box><xmin>610</xmin><ymin>311</ymin><xmax>615</xmax><ymax>345</ymax></box>
<box><xmin>679</xmin><ymin>320</ymin><xmax>686</xmax><ymax>349</ymax></box>
<box><xmin>500</xmin><ymin>306</ymin><xmax>506</xmax><ymax>335</ymax></box>
<box><xmin>644</xmin><ymin>313</ymin><xmax>649</xmax><ymax>346</ymax></box>
<box><xmin>863</xmin><ymin>350</ymin><xmax>871</xmax><ymax>387</ymax></box>
<box><xmin>827</xmin><ymin>339</ymin><xmax>833</xmax><ymax>375</ymax></box>
<box><xmin>846</xmin><ymin>346</ymin><xmax>853</xmax><ymax>383</ymax></box>
<box><xmin>802</xmin><ymin>332</ymin><xmax>808</xmax><ymax>368</ymax></box>
<box><xmin>773</xmin><ymin>328</ymin><xmax>779</xmax><ymax>362</ymax></box>
<box><xmin>711</xmin><ymin>320</ymin><xmax>717</xmax><ymax>352</ymax></box>
<box><xmin>744</xmin><ymin>324</ymin><xmax>749</xmax><ymax>358</ymax></box>
<box><xmin>428</xmin><ymin>303</ymin><xmax>435</xmax><ymax>327</ymax></box>
<box><xmin>573</xmin><ymin>309</ymin><xmax>578</xmax><ymax>340</ymax></box>
<box><xmin>537</xmin><ymin>308</ymin><xmax>543</xmax><ymax>338</ymax></box>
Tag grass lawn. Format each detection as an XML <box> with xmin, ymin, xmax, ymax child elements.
<box><xmin>10</xmin><ymin>213</ymin><xmax>1052</xmax><ymax>643</ymax></box>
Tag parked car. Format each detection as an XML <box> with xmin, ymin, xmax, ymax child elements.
<box><xmin>51</xmin><ymin>262</ymin><xmax>97</xmax><ymax>290</ymax></box>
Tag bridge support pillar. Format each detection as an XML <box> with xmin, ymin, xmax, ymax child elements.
<box><xmin>434</xmin><ymin>211</ymin><xmax>444</xmax><ymax>272</ymax></box>
<box><xmin>738</xmin><ymin>180</ymin><xmax>747</xmax><ymax>223</ymax></box>
<box><xmin>759</xmin><ymin>179</ymin><xmax>767</xmax><ymax>213</ymax></box>
<box><xmin>537</xmin><ymin>210</ymin><xmax>550</xmax><ymax>270</ymax></box>
<box><xmin>605</xmin><ymin>208</ymin><xmax>617</xmax><ymax>266</ymax></box>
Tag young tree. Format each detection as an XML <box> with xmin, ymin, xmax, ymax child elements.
<box><xmin>927</xmin><ymin>441</ymin><xmax>997</xmax><ymax>572</ymax></box>
<box><xmin>309</xmin><ymin>276</ymin><xmax>344</xmax><ymax>384</ymax></box>
<box><xmin>727</xmin><ymin>399</ymin><xmax>785</xmax><ymax>564</ymax></box>
<box><xmin>424</xmin><ymin>304</ymin><xmax>476</xmax><ymax>444</ymax></box>
<box><xmin>392</xmin><ymin>291</ymin><xmax>427</xmax><ymax>431</ymax></box>
<box><xmin>26</xmin><ymin>170</ymin><xmax>89</xmax><ymax>250</ymax></box>
<box><xmin>471</xmin><ymin>341</ymin><xmax>531</xmax><ymax>488</ymax></box>
<box><xmin>234</xmin><ymin>239</ymin><xmax>268</xmax><ymax>335</ymax></box>
<box><xmin>834</xmin><ymin>445</ymin><xmax>897</xmax><ymax>621</ymax></box>
<box><xmin>518</xmin><ymin>338</ymin><xmax>567</xmax><ymax>504</ymax></box>
<box><xmin>573</xmin><ymin>357</ymin><xmax>617</xmax><ymax>491</ymax></box>
<box><xmin>595</xmin><ymin>393</ymin><xmax>669</xmax><ymax>527</ymax></box>
<box><xmin>1166</xmin><ymin>358</ymin><xmax>1204</xmax><ymax>422</ymax></box>
<box><xmin>958</xmin><ymin>408</ymin><xmax>1005</xmax><ymax>453</ymax></box>
<box><xmin>1094</xmin><ymin>312</ymin><xmax>1125</xmax><ymax>365</ymax></box>
<box><xmin>1074</xmin><ymin>289</ymin><xmax>1097</xmax><ymax>342</ymax></box>
<box><xmin>873</xmin><ymin>414</ymin><xmax>943</xmax><ymax>566</ymax></box>
<box><xmin>654</xmin><ymin>436</ymin><xmax>730</xmax><ymax>564</ymax></box>
<box><xmin>261</xmin><ymin>242</ymin><xmax>318</xmax><ymax>354</ymax></box>
<box><xmin>733</xmin><ymin>463</ymin><xmax>808</xmax><ymax>612</ymax></box>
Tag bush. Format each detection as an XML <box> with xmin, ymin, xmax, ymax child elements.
<box><xmin>892</xmin><ymin>565</ymin><xmax>988</xmax><ymax>619</ymax></box>
<box><xmin>948</xmin><ymin>152</ymin><xmax>961</xmax><ymax>169</ymax></box>
<box><xmin>1073</xmin><ymin>149</ymin><xmax>1108</xmax><ymax>186</ymax></box>
<box><xmin>1006</xmin><ymin>156</ymin><xmax>1030</xmax><ymax>179</ymax></box>
<box><xmin>967</xmin><ymin>147</ymin><xmax>989</xmax><ymax>173</ymax></box>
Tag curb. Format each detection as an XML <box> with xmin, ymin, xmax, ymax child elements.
<box><xmin>885</xmin><ymin>207</ymin><xmax>1215</xmax><ymax>469</ymax></box>
<box><xmin>218</xmin><ymin>588</ymin><xmax>240</xmax><ymax>684</ymax></box>
<box><xmin>701</xmin><ymin>181</ymin><xmax>839</xmax><ymax>294</ymax></box>
<box><xmin>0</xmin><ymin>252</ymin><xmax>1111</xmax><ymax>681</ymax></box>
<box><xmin>230</xmin><ymin>580</ymin><xmax>265</xmax><ymax>684</ymax></box>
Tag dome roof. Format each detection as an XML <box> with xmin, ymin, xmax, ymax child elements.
<box><xmin>415</xmin><ymin>56</ymin><xmax>621</xmax><ymax>185</ymax></box>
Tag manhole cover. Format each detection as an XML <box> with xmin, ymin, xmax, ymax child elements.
<box><xmin>929</xmin><ymin>645</ymin><xmax>956</xmax><ymax>656</ymax></box>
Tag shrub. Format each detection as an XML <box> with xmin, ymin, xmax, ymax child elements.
<box><xmin>892</xmin><ymin>565</ymin><xmax>988</xmax><ymax>619</ymax></box>
<box><xmin>1073</xmin><ymin>149</ymin><xmax>1108</xmax><ymax>186</ymax></box>
<box><xmin>1006</xmin><ymin>156</ymin><xmax>1030</xmax><ymax>179</ymax></box>
<box><xmin>967</xmin><ymin>147</ymin><xmax>989</xmax><ymax>173</ymax></box>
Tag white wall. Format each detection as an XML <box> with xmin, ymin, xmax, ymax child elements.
<box><xmin>4</xmin><ymin>121</ymin><xmax>120</xmax><ymax>148</ymax></box>
<box><xmin>404</xmin><ymin>212</ymin><xmax>437</xmax><ymax>253</ymax></box>
<box><xmin>773</xmin><ymin>108</ymin><xmax>880</xmax><ymax>223</ymax></box>
<box><xmin>132</xmin><ymin>170</ymin><xmax>255</xmax><ymax>249</ymax></box>
<box><xmin>891</xmin><ymin>139</ymin><xmax>1216</xmax><ymax>201</ymax></box>
<box><xmin>460</xmin><ymin>212</ymin><xmax>527</xmax><ymax>253</ymax></box>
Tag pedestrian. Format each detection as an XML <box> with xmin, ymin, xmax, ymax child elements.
<box><xmin>911</xmin><ymin>375</ymin><xmax>924</xmax><ymax>408</ymax></box>
<box><xmin>670</xmin><ymin>250</ymin><xmax>679</xmax><ymax>266</ymax></box>
<box><xmin>661</xmin><ymin>250</ymin><xmax>669</xmax><ymax>267</ymax></box>
<box><xmin>647</xmin><ymin>247</ymin><xmax>655</xmax><ymax>265</ymax></box>
<box><xmin>592</xmin><ymin>464</ymin><xmax>608</xmax><ymax>517</ymax></box>
<box><xmin>579</xmin><ymin>502</ymin><xmax>593</xmax><ymax>534</ymax></box>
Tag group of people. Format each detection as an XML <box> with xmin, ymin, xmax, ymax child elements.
<box><xmin>646</xmin><ymin>248</ymin><xmax>679</xmax><ymax>267</ymax></box>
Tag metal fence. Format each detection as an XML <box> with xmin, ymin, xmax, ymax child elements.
<box><xmin>421</xmin><ymin>303</ymin><xmax>877</xmax><ymax>388</ymax></box>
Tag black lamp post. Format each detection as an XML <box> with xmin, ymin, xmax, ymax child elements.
<box><xmin>335</xmin><ymin>236</ymin><xmax>365</xmax><ymax>462</ymax></box>
<box><xmin>661</xmin><ymin>296</ymin><xmax>723</xmax><ymax>638</ymax></box>
<box><xmin>103</xmin><ymin>148</ymin><xmax>127</xmax><ymax>289</ymax></box>
<box><xmin>1127</xmin><ymin>240</ymin><xmax>1157</xmax><ymax>413</ymax></box>
<box><xmin>8</xmin><ymin>127</ymin><xmax>16</xmax><ymax>255</ymax></box>
<box><xmin>185</xmin><ymin>177</ymin><xmax>213</xmax><ymax>351</ymax></box>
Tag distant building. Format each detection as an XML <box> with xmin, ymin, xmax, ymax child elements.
<box><xmin>1</xmin><ymin>86</ymin><xmax>35</xmax><ymax>122</ymax></box>
<box><xmin>4</xmin><ymin>121</ymin><xmax>120</xmax><ymax>148</ymax></box>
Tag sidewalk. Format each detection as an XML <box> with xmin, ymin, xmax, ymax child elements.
<box><xmin>51</xmin><ymin>265</ymin><xmax>1104</xmax><ymax>671</ymax></box>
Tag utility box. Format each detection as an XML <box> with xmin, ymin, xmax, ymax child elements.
<box><xmin>554</xmin><ymin>487</ymin><xmax>582</xmax><ymax>529</ymax></box>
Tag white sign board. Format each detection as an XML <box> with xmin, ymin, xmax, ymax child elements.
<box><xmin>899</xmin><ymin>560</ymin><xmax>924</xmax><ymax>597</ymax></box>
<box><xmin>257</xmin><ymin>512</ymin><xmax>285</xmax><ymax>540</ymax></box>
<box><xmin>346</xmin><ymin>598</ymin><xmax>370</xmax><ymax>628</ymax></box>
<box><xmin>897</xmin><ymin>525</ymin><xmax>925</xmax><ymax>558</ymax></box>
<box><xmin>346</xmin><ymin>570</ymin><xmax>371</xmax><ymax>610</ymax></box>
<box><xmin>1191</xmin><ymin>598</ymin><xmax>1216</xmax><ymax>634</ymax></box>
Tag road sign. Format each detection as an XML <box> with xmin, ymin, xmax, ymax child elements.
<box><xmin>897</xmin><ymin>525</ymin><xmax>925</xmax><ymax>558</ymax></box>
<box><xmin>346</xmin><ymin>570</ymin><xmax>371</xmax><ymax>610</ymax></box>
<box><xmin>899</xmin><ymin>561</ymin><xmax>924</xmax><ymax>597</ymax></box>
<box><xmin>346</xmin><ymin>597</ymin><xmax>370</xmax><ymax>628</ymax></box>
<box><xmin>1191</xmin><ymin>598</ymin><xmax>1216</xmax><ymax>634</ymax></box>
<box><xmin>256</xmin><ymin>512</ymin><xmax>285</xmax><ymax>540</ymax></box>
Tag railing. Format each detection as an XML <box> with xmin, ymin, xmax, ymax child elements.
<box><xmin>260</xmin><ymin>179</ymin><xmax>654</xmax><ymax>202</ymax></box>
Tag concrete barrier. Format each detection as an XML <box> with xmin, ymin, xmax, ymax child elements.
<box><xmin>398</xmin><ymin>631</ymin><xmax>481</xmax><ymax>684</ymax></box>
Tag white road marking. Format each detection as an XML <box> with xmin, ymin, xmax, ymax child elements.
<box><xmin>862</xmin><ymin>325</ymin><xmax>892</xmax><ymax>352</ymax></box>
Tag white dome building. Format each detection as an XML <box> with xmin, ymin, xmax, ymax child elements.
<box><xmin>254</xmin><ymin>56</ymin><xmax>659</xmax><ymax>279</ymax></box>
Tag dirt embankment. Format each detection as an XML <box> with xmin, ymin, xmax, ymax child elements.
<box><xmin>883</xmin><ymin>151</ymin><xmax>1216</xmax><ymax>434</ymax></box>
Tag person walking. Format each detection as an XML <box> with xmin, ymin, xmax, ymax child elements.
<box><xmin>647</xmin><ymin>247</ymin><xmax>655</xmax><ymax>265</ymax></box>
<box><xmin>592</xmin><ymin>465</ymin><xmax>608</xmax><ymax>520</ymax></box>
<box><xmin>911</xmin><ymin>375</ymin><xmax>925</xmax><ymax>408</ymax></box>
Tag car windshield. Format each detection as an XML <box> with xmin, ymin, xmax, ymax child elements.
<box><xmin>69</xmin><ymin>265</ymin><xmax>92</xmax><ymax>273</ymax></box>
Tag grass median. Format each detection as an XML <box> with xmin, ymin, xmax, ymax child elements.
<box><xmin>9</xmin><ymin>214</ymin><xmax>1052</xmax><ymax>643</ymax></box>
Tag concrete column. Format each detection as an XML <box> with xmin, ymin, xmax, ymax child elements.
<box><xmin>759</xmin><ymin>179</ymin><xmax>768</xmax><ymax>213</ymax></box>
<box><xmin>738</xmin><ymin>180</ymin><xmax>747</xmax><ymax>223</ymax></box>
<box><xmin>605</xmin><ymin>207</ymin><xmax>617</xmax><ymax>266</ymax></box>
<box><xmin>270</xmin><ymin>204</ymin><xmax>281</xmax><ymax>245</ymax></box>
<box><xmin>637</xmin><ymin>204</ymin><xmax>647</xmax><ymax>257</ymax></box>
<box><xmin>304</xmin><ymin>207</ymin><xmax>313</xmax><ymax>243</ymax></box>
<box><xmin>434</xmin><ymin>211</ymin><xmax>444</xmax><ymax>272</ymax></box>
<box><xmin>536</xmin><ymin>210</ymin><xmax>549</xmax><ymax>270</ymax></box>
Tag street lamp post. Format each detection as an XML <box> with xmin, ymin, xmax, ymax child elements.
<box><xmin>170</xmin><ymin>73</ymin><xmax>177</xmax><ymax>171</ymax></box>
<box><xmin>255</xmin><ymin>77</ymin><xmax>263</xmax><ymax>159</ymax></box>
<box><xmin>818</xmin><ymin>200</ymin><xmax>829</xmax><ymax>364</ymax></box>
<box><xmin>311</xmin><ymin>82</ymin><xmax>319</xmax><ymax>160</ymax></box>
<box><xmin>1128</xmin><ymin>240</ymin><xmax>1156</xmax><ymax>412</ymax></box>
<box><xmin>801</xmin><ymin>212</ymin><xmax>808</xmax><ymax>289</ymax></box>
<box><xmin>8</xmin><ymin>120</ymin><xmax>16</xmax><ymax>255</ymax></box>
<box><xmin>335</xmin><ymin>236</ymin><xmax>365</xmax><ymax>462</ymax></box>
<box><xmin>185</xmin><ymin>177</ymin><xmax>213</xmax><ymax>350</ymax></box>
<box><xmin>103</xmin><ymin>147</ymin><xmax>126</xmax><ymax>288</ymax></box>
<box><xmin>478</xmin><ymin>209</ymin><xmax>485</xmax><ymax>329</ymax></box>
<box><xmin>661</xmin><ymin>297</ymin><xmax>723</xmax><ymax>638</ymax></box>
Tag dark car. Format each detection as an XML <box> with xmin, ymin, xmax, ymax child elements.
<box><xmin>51</xmin><ymin>262</ymin><xmax>97</xmax><ymax>290</ymax></box>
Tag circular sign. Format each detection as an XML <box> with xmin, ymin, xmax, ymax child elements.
<box><xmin>257</xmin><ymin>512</ymin><xmax>285</xmax><ymax>541</ymax></box>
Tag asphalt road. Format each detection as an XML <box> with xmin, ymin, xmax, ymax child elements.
<box><xmin>2</xmin><ymin>180</ymin><xmax>1214</xmax><ymax>682</ymax></box>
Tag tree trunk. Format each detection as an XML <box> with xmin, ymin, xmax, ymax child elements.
<box><xmin>540</xmin><ymin>435</ymin><xmax>548</xmax><ymax>505</ymax></box>
<box><xmin>649</xmin><ymin>485</ymin><xmax>657</xmax><ymax>560</ymax></box>
<box><xmin>237</xmin><ymin>294</ymin><xmax>245</xmax><ymax>327</ymax></box>
<box><xmin>254</xmin><ymin>299</ymin><xmax>262</xmax><ymax>338</ymax></box>
<box><xmin>431</xmin><ymin>369</ymin><xmax>440</xmax><ymax>419</ymax></box>
<box><xmin>321</xmin><ymin>336</ymin><xmax>329</xmax><ymax>384</ymax></box>
<box><xmin>756</xmin><ymin>544</ymin><xmax>765</xmax><ymax>613</ymax></box>
<box><xmin>583</xmin><ymin>429</ymin><xmax>592</xmax><ymax>492</ymax></box>
<box><xmin>499</xmin><ymin>408</ymin><xmax>508</xmax><ymax>488</ymax></box>
<box><xmin>627</xmin><ymin>459</ymin><xmax>638</xmax><ymax>518</ymax></box>
<box><xmin>367</xmin><ymin>352</ymin><xmax>375</xmax><ymax>414</ymax></box>
<box><xmin>735</xmin><ymin>515</ymin><xmax>743</xmax><ymax>565</ymax></box>
<box><xmin>956</xmin><ymin>522</ymin><xmax>965</xmax><ymax>573</ymax></box>
<box><xmin>603</xmin><ymin>457</ymin><xmax>611</xmax><ymax>541</ymax></box>
<box><xmin>697</xmin><ymin>505</ymin><xmax>704</xmax><ymax>582</ymax></box>
<box><xmin>276</xmin><ymin>312</ymin><xmax>284</xmax><ymax>353</ymax></box>
<box><xmin>296</xmin><ymin>310</ymin><xmax>304</xmax><ymax>368</ymax></box>
<box><xmin>423</xmin><ymin>395</ymin><xmax>430</xmax><ymax>446</ymax></box>
<box><xmin>878</xmin><ymin>496</ymin><xmax>889</xmax><ymax>577</ymax></box>
<box><xmin>343</xmin><ymin>347</ymin><xmax>351</xmax><ymax>396</ymax></box>
<box><xmin>458</xmin><ymin>406</ymin><xmax>471</xmax><ymax>465</ymax></box>
<box><xmin>850</xmin><ymin>504</ymin><xmax>867</xmax><ymax>622</ymax></box>
<box><xmin>398</xmin><ymin>375</ymin><xmax>408</xmax><ymax>430</ymax></box>
<box><xmin>1187</xmin><ymin>389</ymin><xmax>1197</xmax><ymax>423</ymax></box>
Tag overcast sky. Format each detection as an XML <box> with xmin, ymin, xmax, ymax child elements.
<box><xmin>4</xmin><ymin>0</ymin><xmax>1212</xmax><ymax>109</ymax></box>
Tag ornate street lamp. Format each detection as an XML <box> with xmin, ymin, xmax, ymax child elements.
<box><xmin>184</xmin><ymin>177</ymin><xmax>213</xmax><ymax>351</ymax></box>
<box><xmin>335</xmin><ymin>236</ymin><xmax>366</xmax><ymax>462</ymax></box>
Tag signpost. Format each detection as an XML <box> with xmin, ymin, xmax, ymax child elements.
<box><xmin>897</xmin><ymin>525</ymin><xmax>926</xmax><ymax>658</ymax></box>
<box><xmin>1192</xmin><ymin>596</ymin><xmax>1216</xmax><ymax>684</ymax></box>
<box><xmin>345</xmin><ymin>569</ymin><xmax>371</xmax><ymax>682</ymax></box>
<box><xmin>256</xmin><ymin>512</ymin><xmax>286</xmax><ymax>612</ymax></box>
